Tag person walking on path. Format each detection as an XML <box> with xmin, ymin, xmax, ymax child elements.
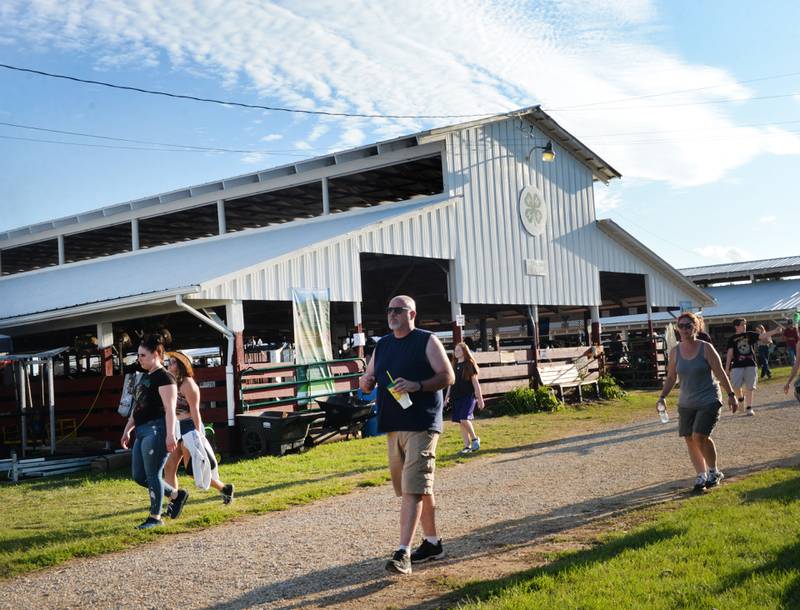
<box><xmin>444</xmin><ymin>342</ymin><xmax>485</xmax><ymax>454</ymax></box>
<box><xmin>659</xmin><ymin>312</ymin><xmax>738</xmax><ymax>493</ymax></box>
<box><xmin>359</xmin><ymin>295</ymin><xmax>455</xmax><ymax>575</ymax></box>
<box><xmin>783</xmin><ymin>320</ymin><xmax>799</xmax><ymax>367</ymax></box>
<box><xmin>783</xmin><ymin>339</ymin><xmax>800</xmax><ymax>404</ymax></box>
<box><xmin>120</xmin><ymin>334</ymin><xmax>189</xmax><ymax>529</ymax></box>
<box><xmin>163</xmin><ymin>351</ymin><xmax>234</xmax><ymax>507</ymax></box>
<box><xmin>755</xmin><ymin>324</ymin><xmax>781</xmax><ymax>380</ymax></box>
<box><xmin>725</xmin><ymin>319</ymin><xmax>781</xmax><ymax>416</ymax></box>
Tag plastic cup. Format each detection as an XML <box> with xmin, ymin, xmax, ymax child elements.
<box><xmin>387</xmin><ymin>381</ymin><xmax>413</xmax><ymax>409</ymax></box>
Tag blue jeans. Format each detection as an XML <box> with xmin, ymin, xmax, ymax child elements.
<box><xmin>131</xmin><ymin>418</ymin><xmax>175</xmax><ymax>516</ymax></box>
<box><xmin>757</xmin><ymin>345</ymin><xmax>772</xmax><ymax>378</ymax></box>
<box><xmin>787</xmin><ymin>345</ymin><xmax>797</xmax><ymax>367</ymax></box>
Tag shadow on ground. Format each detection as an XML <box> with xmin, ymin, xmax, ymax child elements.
<box><xmin>199</xmin><ymin>455</ymin><xmax>800</xmax><ymax>610</ymax></box>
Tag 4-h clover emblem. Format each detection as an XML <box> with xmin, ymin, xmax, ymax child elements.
<box><xmin>519</xmin><ymin>185</ymin><xmax>547</xmax><ymax>236</ymax></box>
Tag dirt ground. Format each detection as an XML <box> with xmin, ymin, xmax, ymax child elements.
<box><xmin>1</xmin><ymin>382</ymin><xmax>798</xmax><ymax>610</ymax></box>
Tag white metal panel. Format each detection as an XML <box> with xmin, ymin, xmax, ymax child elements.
<box><xmin>196</xmin><ymin>200</ymin><xmax>457</xmax><ymax>303</ymax></box>
<box><xmin>445</xmin><ymin>118</ymin><xmax>599</xmax><ymax>307</ymax></box>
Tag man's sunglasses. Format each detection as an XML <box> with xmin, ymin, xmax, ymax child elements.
<box><xmin>677</xmin><ymin>322</ymin><xmax>694</xmax><ymax>330</ymax></box>
<box><xmin>386</xmin><ymin>307</ymin><xmax>410</xmax><ymax>315</ymax></box>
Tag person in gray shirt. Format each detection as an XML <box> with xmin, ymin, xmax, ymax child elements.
<box><xmin>658</xmin><ymin>312</ymin><xmax>738</xmax><ymax>492</ymax></box>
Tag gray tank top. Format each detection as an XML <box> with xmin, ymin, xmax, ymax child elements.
<box><xmin>676</xmin><ymin>342</ymin><xmax>722</xmax><ymax>409</ymax></box>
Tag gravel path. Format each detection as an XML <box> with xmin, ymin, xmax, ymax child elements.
<box><xmin>3</xmin><ymin>385</ymin><xmax>799</xmax><ymax>610</ymax></box>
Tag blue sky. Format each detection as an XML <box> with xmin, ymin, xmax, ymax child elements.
<box><xmin>1</xmin><ymin>0</ymin><xmax>798</xmax><ymax>268</ymax></box>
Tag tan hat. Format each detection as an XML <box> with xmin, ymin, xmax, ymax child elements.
<box><xmin>165</xmin><ymin>351</ymin><xmax>194</xmax><ymax>377</ymax></box>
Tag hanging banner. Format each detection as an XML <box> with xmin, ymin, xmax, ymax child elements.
<box><xmin>292</xmin><ymin>289</ymin><xmax>334</xmax><ymax>399</ymax></box>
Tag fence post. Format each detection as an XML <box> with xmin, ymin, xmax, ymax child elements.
<box><xmin>11</xmin><ymin>450</ymin><xmax>18</xmax><ymax>483</ymax></box>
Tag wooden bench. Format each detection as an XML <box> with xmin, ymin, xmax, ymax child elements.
<box><xmin>537</xmin><ymin>347</ymin><xmax>602</xmax><ymax>402</ymax></box>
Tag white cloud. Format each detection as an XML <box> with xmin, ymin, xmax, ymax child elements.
<box><xmin>1</xmin><ymin>0</ymin><xmax>798</xmax><ymax>189</ymax></box>
<box><xmin>240</xmin><ymin>152</ymin><xmax>267</xmax><ymax>165</ymax></box>
<box><xmin>293</xmin><ymin>140</ymin><xmax>312</xmax><ymax>150</ymax></box>
<box><xmin>594</xmin><ymin>188</ymin><xmax>622</xmax><ymax>214</ymax></box>
<box><xmin>758</xmin><ymin>215</ymin><xmax>776</xmax><ymax>224</ymax></box>
<box><xmin>693</xmin><ymin>245</ymin><xmax>752</xmax><ymax>263</ymax></box>
<box><xmin>260</xmin><ymin>133</ymin><xmax>283</xmax><ymax>142</ymax></box>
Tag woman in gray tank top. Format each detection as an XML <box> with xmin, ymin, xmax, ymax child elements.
<box><xmin>658</xmin><ymin>312</ymin><xmax>739</xmax><ymax>493</ymax></box>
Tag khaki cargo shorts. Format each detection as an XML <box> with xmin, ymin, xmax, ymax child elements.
<box><xmin>387</xmin><ymin>430</ymin><xmax>439</xmax><ymax>496</ymax></box>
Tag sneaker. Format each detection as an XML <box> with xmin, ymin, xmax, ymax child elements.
<box><xmin>385</xmin><ymin>549</ymin><xmax>412</xmax><ymax>575</ymax></box>
<box><xmin>136</xmin><ymin>516</ymin><xmax>164</xmax><ymax>530</ymax></box>
<box><xmin>166</xmin><ymin>489</ymin><xmax>189</xmax><ymax>519</ymax></box>
<box><xmin>746</xmin><ymin>407</ymin><xmax>755</xmax><ymax>417</ymax></box>
<box><xmin>221</xmin><ymin>483</ymin><xmax>235</xmax><ymax>505</ymax></box>
<box><xmin>459</xmin><ymin>447</ymin><xmax>472</xmax><ymax>455</ymax></box>
<box><xmin>471</xmin><ymin>437</ymin><xmax>481</xmax><ymax>452</ymax></box>
<box><xmin>411</xmin><ymin>539</ymin><xmax>445</xmax><ymax>564</ymax></box>
<box><xmin>692</xmin><ymin>474</ymin><xmax>707</xmax><ymax>493</ymax></box>
<box><xmin>705</xmin><ymin>470</ymin><xmax>724</xmax><ymax>488</ymax></box>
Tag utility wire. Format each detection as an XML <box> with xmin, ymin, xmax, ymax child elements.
<box><xmin>547</xmin><ymin>91</ymin><xmax>799</xmax><ymax>112</ymax></box>
<box><xmin>0</xmin><ymin>63</ymin><xmax>494</xmax><ymax>120</ymax></box>
<box><xmin>0</xmin><ymin>120</ymin><xmax>303</xmax><ymax>154</ymax></box>
<box><xmin>547</xmin><ymin>70</ymin><xmax>800</xmax><ymax>110</ymax></box>
<box><xmin>0</xmin><ymin>133</ymin><xmax>306</xmax><ymax>154</ymax></box>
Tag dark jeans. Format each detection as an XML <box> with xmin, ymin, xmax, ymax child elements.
<box><xmin>131</xmin><ymin>417</ymin><xmax>175</xmax><ymax>516</ymax></box>
<box><xmin>758</xmin><ymin>345</ymin><xmax>772</xmax><ymax>378</ymax></box>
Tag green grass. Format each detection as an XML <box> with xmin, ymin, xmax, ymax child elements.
<box><xmin>447</xmin><ymin>467</ymin><xmax>800</xmax><ymax>610</ymax></box>
<box><xmin>0</xmin><ymin>389</ymin><xmax>661</xmax><ymax>578</ymax></box>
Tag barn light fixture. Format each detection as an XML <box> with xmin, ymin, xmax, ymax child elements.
<box><xmin>526</xmin><ymin>140</ymin><xmax>556</xmax><ymax>163</ymax></box>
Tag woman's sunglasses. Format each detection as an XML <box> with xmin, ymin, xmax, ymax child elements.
<box><xmin>677</xmin><ymin>322</ymin><xmax>694</xmax><ymax>330</ymax></box>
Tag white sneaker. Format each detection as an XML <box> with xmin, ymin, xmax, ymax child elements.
<box><xmin>471</xmin><ymin>437</ymin><xmax>481</xmax><ymax>452</ymax></box>
<box><xmin>459</xmin><ymin>447</ymin><xmax>472</xmax><ymax>455</ymax></box>
<box><xmin>705</xmin><ymin>470</ymin><xmax>724</xmax><ymax>488</ymax></box>
<box><xmin>692</xmin><ymin>474</ymin><xmax>707</xmax><ymax>492</ymax></box>
<box><xmin>746</xmin><ymin>407</ymin><xmax>755</xmax><ymax>416</ymax></box>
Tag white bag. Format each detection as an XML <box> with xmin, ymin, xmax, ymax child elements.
<box><xmin>118</xmin><ymin>372</ymin><xmax>143</xmax><ymax>417</ymax></box>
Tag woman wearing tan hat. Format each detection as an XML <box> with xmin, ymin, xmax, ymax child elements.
<box><xmin>163</xmin><ymin>351</ymin><xmax>234</xmax><ymax>506</ymax></box>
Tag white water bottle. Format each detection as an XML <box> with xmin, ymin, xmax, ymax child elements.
<box><xmin>657</xmin><ymin>399</ymin><xmax>669</xmax><ymax>424</ymax></box>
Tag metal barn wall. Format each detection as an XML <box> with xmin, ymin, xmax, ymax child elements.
<box><xmin>444</xmin><ymin>118</ymin><xmax>598</xmax><ymax>307</ymax></box>
<box><xmin>443</xmin><ymin>118</ymin><xmax>697</xmax><ymax>308</ymax></box>
<box><xmin>197</xmin><ymin>201</ymin><xmax>456</xmax><ymax>303</ymax></box>
<box><xmin>590</xmin><ymin>227</ymin><xmax>701</xmax><ymax>307</ymax></box>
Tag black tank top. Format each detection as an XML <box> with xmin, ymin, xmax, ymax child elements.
<box><xmin>374</xmin><ymin>328</ymin><xmax>443</xmax><ymax>433</ymax></box>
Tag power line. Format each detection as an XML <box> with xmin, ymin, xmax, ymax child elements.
<box><xmin>0</xmin><ymin>120</ymin><xmax>303</xmax><ymax>155</ymax></box>
<box><xmin>547</xmin><ymin>91</ymin><xmax>799</xmax><ymax>112</ymax></box>
<box><xmin>0</xmin><ymin>62</ymin><xmax>495</xmax><ymax>120</ymax></box>
<box><xmin>0</xmin><ymin>133</ymin><xmax>306</xmax><ymax>154</ymax></box>
<box><xmin>580</xmin><ymin>119</ymin><xmax>800</xmax><ymax>139</ymax></box>
<box><xmin>547</xmin><ymin>70</ymin><xmax>800</xmax><ymax>111</ymax></box>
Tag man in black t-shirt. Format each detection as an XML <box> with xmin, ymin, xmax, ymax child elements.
<box><xmin>725</xmin><ymin>319</ymin><xmax>760</xmax><ymax>416</ymax></box>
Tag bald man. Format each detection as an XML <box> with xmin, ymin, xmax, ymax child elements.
<box><xmin>360</xmin><ymin>295</ymin><xmax>455</xmax><ymax>575</ymax></box>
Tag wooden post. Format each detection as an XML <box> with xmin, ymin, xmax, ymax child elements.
<box><xmin>480</xmin><ymin>318</ymin><xmax>489</xmax><ymax>352</ymax></box>
<box><xmin>527</xmin><ymin>305</ymin><xmax>541</xmax><ymax>389</ymax></box>
<box><xmin>96</xmin><ymin>322</ymin><xmax>114</xmax><ymax>376</ymax></box>
<box><xmin>353</xmin><ymin>301</ymin><xmax>365</xmax><ymax>360</ymax></box>
<box><xmin>590</xmin><ymin>305</ymin><xmax>601</xmax><ymax>346</ymax></box>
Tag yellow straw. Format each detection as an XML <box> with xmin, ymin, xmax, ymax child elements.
<box><xmin>387</xmin><ymin>371</ymin><xmax>396</xmax><ymax>383</ymax></box>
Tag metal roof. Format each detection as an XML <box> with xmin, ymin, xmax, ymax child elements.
<box><xmin>600</xmin><ymin>278</ymin><xmax>800</xmax><ymax>328</ymax></box>
<box><xmin>680</xmin><ymin>256</ymin><xmax>800</xmax><ymax>281</ymax></box>
<box><xmin>0</xmin><ymin>105</ymin><xmax>620</xmax><ymax>245</ymax></box>
<box><xmin>0</xmin><ymin>196</ymin><xmax>447</xmax><ymax>326</ymax></box>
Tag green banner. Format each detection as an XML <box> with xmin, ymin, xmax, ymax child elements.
<box><xmin>292</xmin><ymin>289</ymin><xmax>334</xmax><ymax>400</ymax></box>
